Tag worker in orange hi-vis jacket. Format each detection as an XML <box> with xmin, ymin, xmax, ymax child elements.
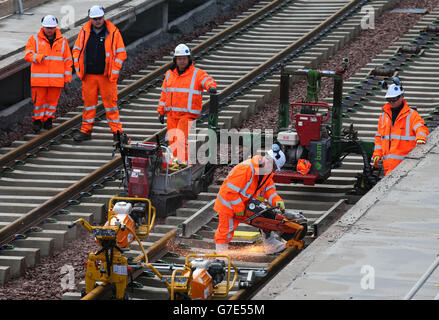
<box><xmin>72</xmin><ymin>5</ymin><xmax>127</xmax><ymax>142</ymax></box>
<box><xmin>24</xmin><ymin>15</ymin><xmax>73</xmax><ymax>133</ymax></box>
<box><xmin>372</xmin><ymin>84</ymin><xmax>429</xmax><ymax>176</ymax></box>
<box><xmin>157</xmin><ymin>44</ymin><xmax>217</xmax><ymax>164</ymax></box>
<box><xmin>213</xmin><ymin>147</ymin><xmax>287</xmax><ymax>255</ymax></box>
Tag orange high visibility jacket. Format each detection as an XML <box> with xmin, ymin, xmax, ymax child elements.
<box><xmin>373</xmin><ymin>100</ymin><xmax>429</xmax><ymax>175</ymax></box>
<box><xmin>24</xmin><ymin>28</ymin><xmax>73</xmax><ymax>87</ymax></box>
<box><xmin>157</xmin><ymin>63</ymin><xmax>217</xmax><ymax>117</ymax></box>
<box><xmin>214</xmin><ymin>155</ymin><xmax>283</xmax><ymax>217</ymax></box>
<box><xmin>72</xmin><ymin>20</ymin><xmax>127</xmax><ymax>82</ymax></box>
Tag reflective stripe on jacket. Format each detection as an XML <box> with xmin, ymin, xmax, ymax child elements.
<box><xmin>24</xmin><ymin>28</ymin><xmax>73</xmax><ymax>87</ymax></box>
<box><xmin>372</xmin><ymin>100</ymin><xmax>429</xmax><ymax>175</ymax></box>
<box><xmin>214</xmin><ymin>155</ymin><xmax>282</xmax><ymax>217</ymax></box>
<box><xmin>157</xmin><ymin>63</ymin><xmax>217</xmax><ymax>117</ymax></box>
<box><xmin>72</xmin><ymin>20</ymin><xmax>126</xmax><ymax>82</ymax></box>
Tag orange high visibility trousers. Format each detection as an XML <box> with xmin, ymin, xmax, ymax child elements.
<box><xmin>31</xmin><ymin>86</ymin><xmax>62</xmax><ymax>121</ymax></box>
<box><xmin>214</xmin><ymin>213</ymin><xmax>241</xmax><ymax>244</ymax></box>
<box><xmin>81</xmin><ymin>74</ymin><xmax>123</xmax><ymax>134</ymax></box>
<box><xmin>166</xmin><ymin>112</ymin><xmax>195</xmax><ymax>163</ymax></box>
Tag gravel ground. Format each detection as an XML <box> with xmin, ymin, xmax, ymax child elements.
<box><xmin>1</xmin><ymin>0</ymin><xmax>438</xmax><ymax>300</ymax></box>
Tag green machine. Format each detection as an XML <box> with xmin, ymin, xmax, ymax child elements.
<box><xmin>274</xmin><ymin>66</ymin><xmax>378</xmax><ymax>193</ymax></box>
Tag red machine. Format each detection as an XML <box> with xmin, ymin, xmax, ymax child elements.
<box><xmin>116</xmin><ymin>136</ymin><xmax>211</xmax><ymax>217</ymax></box>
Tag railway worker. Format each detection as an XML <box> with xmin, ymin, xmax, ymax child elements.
<box><xmin>372</xmin><ymin>84</ymin><xmax>429</xmax><ymax>175</ymax></box>
<box><xmin>24</xmin><ymin>15</ymin><xmax>73</xmax><ymax>133</ymax></box>
<box><xmin>214</xmin><ymin>146</ymin><xmax>287</xmax><ymax>255</ymax></box>
<box><xmin>157</xmin><ymin>43</ymin><xmax>217</xmax><ymax>164</ymax></box>
<box><xmin>72</xmin><ymin>5</ymin><xmax>127</xmax><ymax>142</ymax></box>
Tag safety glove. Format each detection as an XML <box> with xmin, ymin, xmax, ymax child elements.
<box><xmin>275</xmin><ymin>201</ymin><xmax>285</xmax><ymax>211</ymax></box>
<box><xmin>372</xmin><ymin>155</ymin><xmax>381</xmax><ymax>168</ymax></box>
<box><xmin>208</xmin><ymin>87</ymin><xmax>217</xmax><ymax>94</ymax></box>
<box><xmin>235</xmin><ymin>211</ymin><xmax>245</xmax><ymax>217</ymax></box>
<box><xmin>158</xmin><ymin>114</ymin><xmax>164</xmax><ymax>124</ymax></box>
<box><xmin>416</xmin><ymin>139</ymin><xmax>426</xmax><ymax>145</ymax></box>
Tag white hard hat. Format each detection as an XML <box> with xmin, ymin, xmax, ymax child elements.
<box><xmin>385</xmin><ymin>84</ymin><xmax>404</xmax><ymax>99</ymax></box>
<box><xmin>174</xmin><ymin>44</ymin><xmax>191</xmax><ymax>57</ymax></box>
<box><xmin>89</xmin><ymin>5</ymin><xmax>105</xmax><ymax>18</ymax></box>
<box><xmin>41</xmin><ymin>15</ymin><xmax>58</xmax><ymax>28</ymax></box>
<box><xmin>267</xmin><ymin>144</ymin><xmax>286</xmax><ymax>171</ymax></box>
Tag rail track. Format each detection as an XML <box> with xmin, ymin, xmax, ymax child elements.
<box><xmin>0</xmin><ymin>0</ymin><xmax>438</xmax><ymax>300</ymax></box>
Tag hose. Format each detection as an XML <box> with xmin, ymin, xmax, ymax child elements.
<box><xmin>336</xmin><ymin>140</ymin><xmax>377</xmax><ymax>189</ymax></box>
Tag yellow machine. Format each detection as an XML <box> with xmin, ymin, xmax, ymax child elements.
<box><xmin>105</xmin><ymin>196</ymin><xmax>156</xmax><ymax>248</ymax></box>
<box><xmin>145</xmin><ymin>254</ymin><xmax>238</xmax><ymax>300</ymax></box>
<box><xmin>70</xmin><ymin>196</ymin><xmax>261</xmax><ymax>300</ymax></box>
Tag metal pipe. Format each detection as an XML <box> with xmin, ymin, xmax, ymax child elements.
<box><xmin>404</xmin><ymin>256</ymin><xmax>439</xmax><ymax>300</ymax></box>
<box><xmin>278</xmin><ymin>66</ymin><xmax>290</xmax><ymax>130</ymax></box>
<box><xmin>81</xmin><ymin>284</ymin><xmax>111</xmax><ymax>300</ymax></box>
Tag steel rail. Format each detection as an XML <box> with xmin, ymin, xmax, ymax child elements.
<box><xmin>228</xmin><ymin>246</ymin><xmax>301</xmax><ymax>300</ymax></box>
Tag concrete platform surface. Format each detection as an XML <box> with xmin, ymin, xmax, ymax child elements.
<box><xmin>255</xmin><ymin>127</ymin><xmax>439</xmax><ymax>300</ymax></box>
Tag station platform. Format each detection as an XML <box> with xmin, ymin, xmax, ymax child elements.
<box><xmin>255</xmin><ymin>127</ymin><xmax>439</xmax><ymax>300</ymax></box>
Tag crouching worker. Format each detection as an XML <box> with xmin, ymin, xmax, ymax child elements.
<box><xmin>214</xmin><ymin>146</ymin><xmax>287</xmax><ymax>254</ymax></box>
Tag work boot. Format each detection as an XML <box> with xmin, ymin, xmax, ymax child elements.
<box><xmin>215</xmin><ymin>243</ymin><xmax>228</xmax><ymax>253</ymax></box>
<box><xmin>261</xmin><ymin>231</ymin><xmax>286</xmax><ymax>254</ymax></box>
<box><xmin>43</xmin><ymin>118</ymin><xmax>53</xmax><ymax>130</ymax></box>
<box><xmin>32</xmin><ymin>120</ymin><xmax>42</xmax><ymax>133</ymax></box>
<box><xmin>73</xmin><ymin>131</ymin><xmax>92</xmax><ymax>142</ymax></box>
